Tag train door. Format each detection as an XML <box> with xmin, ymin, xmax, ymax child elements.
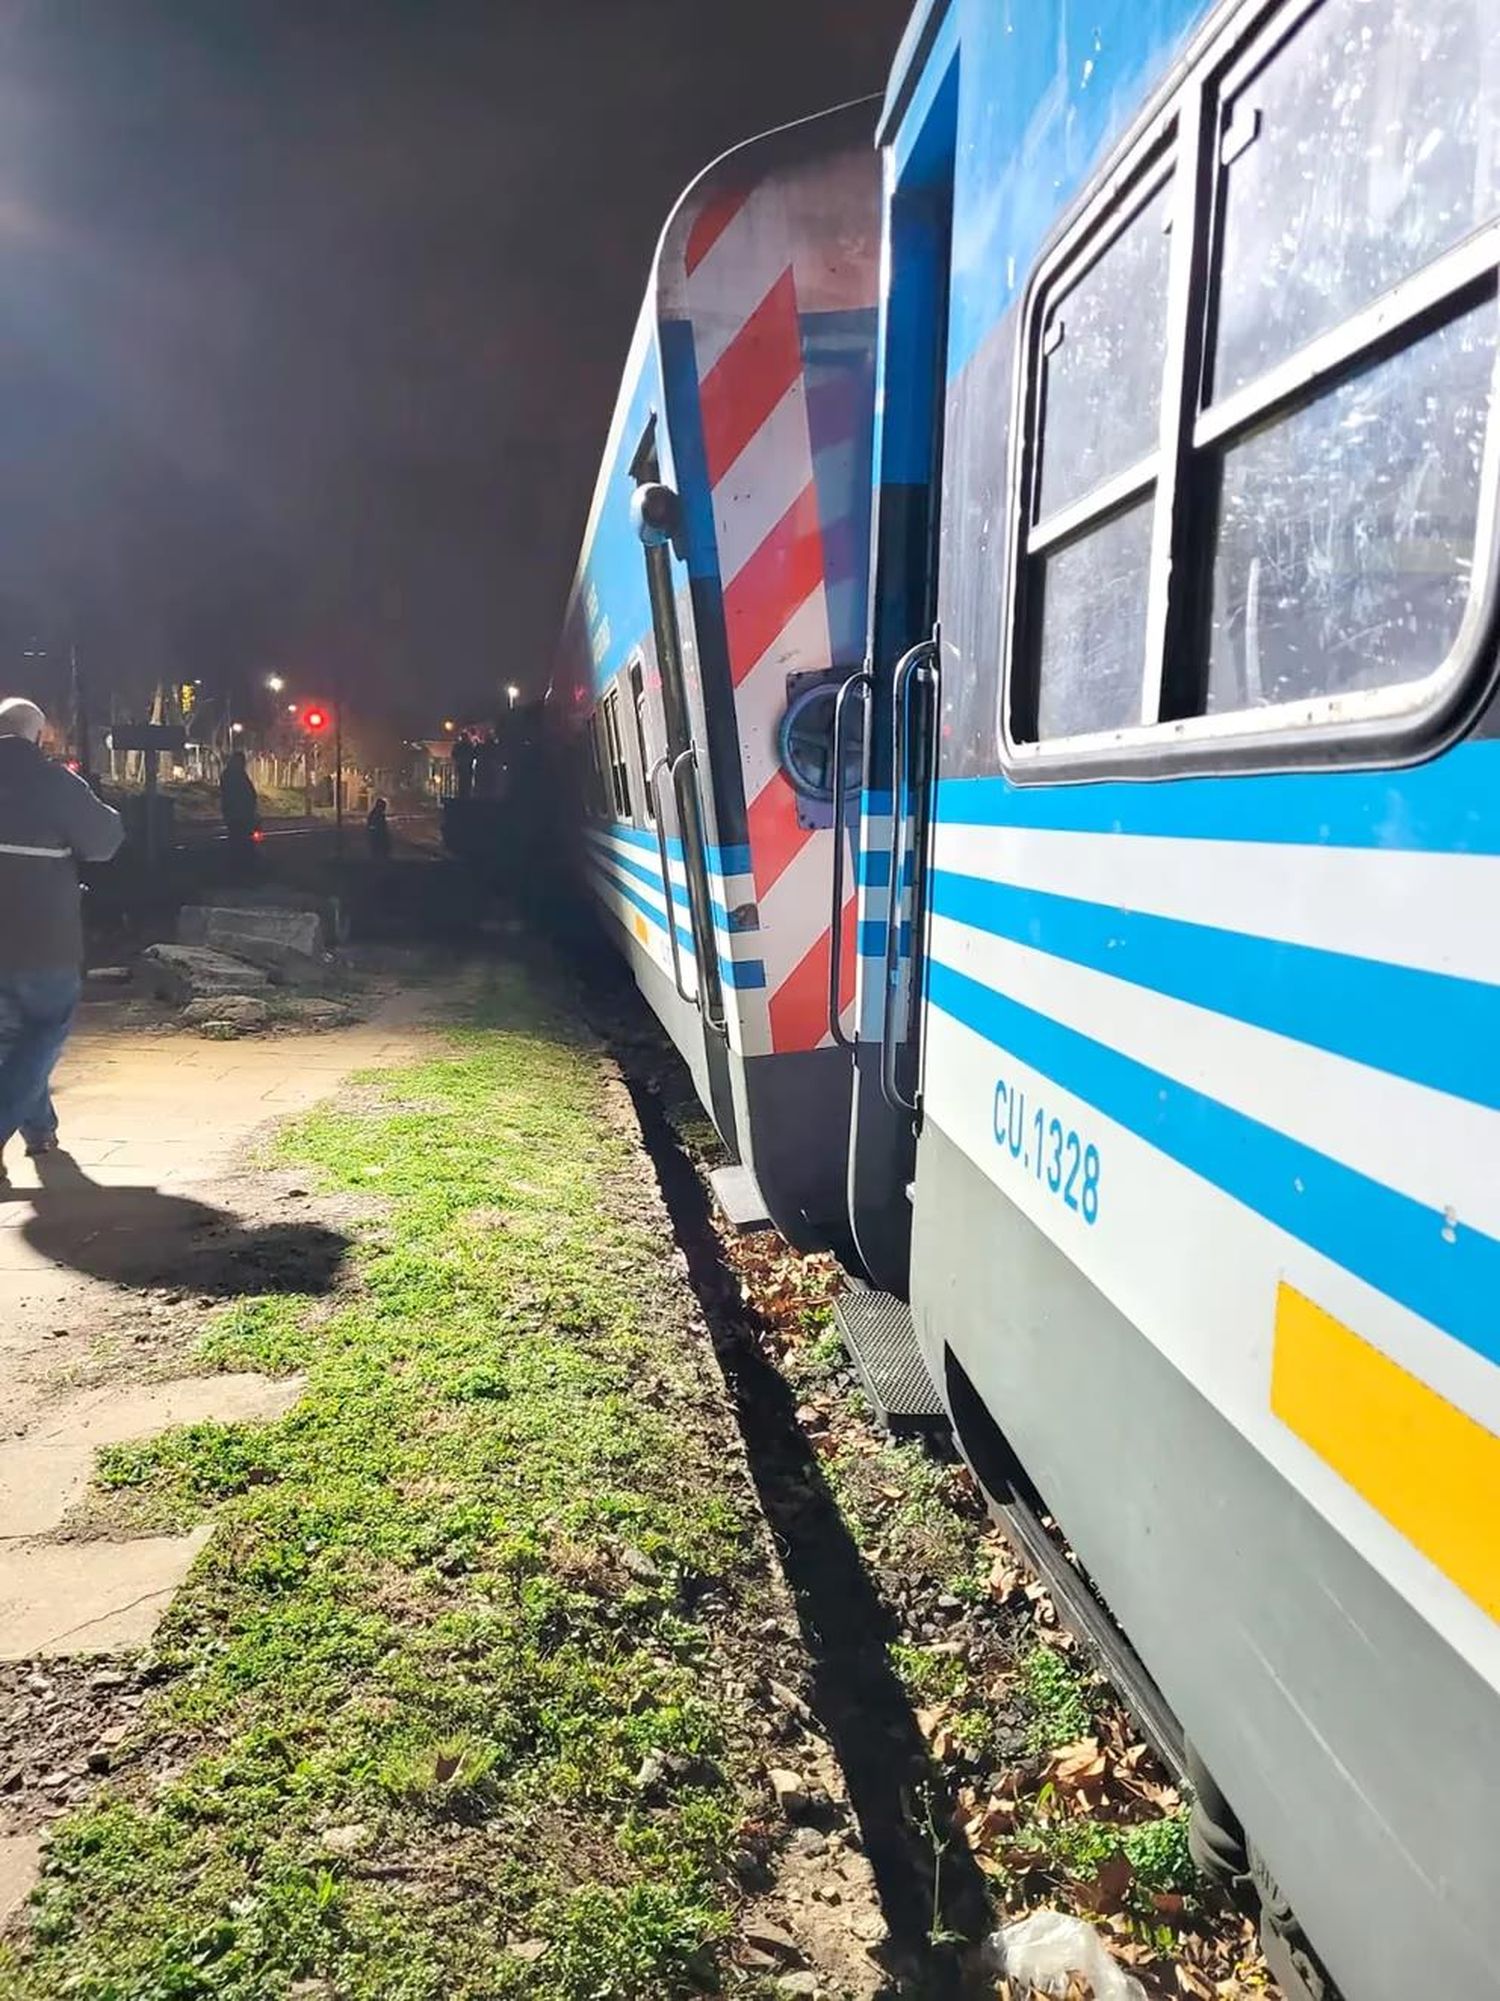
<box><xmin>837</xmin><ymin>41</ymin><xmax>957</xmax><ymax>1298</ymax></box>
<box><xmin>630</xmin><ymin>425</ymin><xmax>741</xmax><ymax>1154</ymax></box>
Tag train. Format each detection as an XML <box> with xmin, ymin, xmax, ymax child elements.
<box><xmin>551</xmin><ymin>2</ymin><xmax>1500</xmax><ymax>1998</ymax></box>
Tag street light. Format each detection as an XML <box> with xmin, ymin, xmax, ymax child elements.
<box><xmin>230</xmin><ymin>721</ymin><xmax>245</xmax><ymax>735</ymax></box>
<box><xmin>266</xmin><ymin>674</ymin><xmax>285</xmax><ymax>694</ymax></box>
<box><xmin>506</xmin><ymin>684</ymin><xmax>520</xmax><ymax>709</ymax></box>
<box><xmin>443</xmin><ymin>718</ymin><xmax>455</xmax><ymax>733</ymax></box>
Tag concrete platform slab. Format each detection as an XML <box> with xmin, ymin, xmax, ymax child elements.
<box><xmin>31</xmin><ymin>1372</ymin><xmax>305</xmax><ymax>1450</ymax></box>
<box><xmin>0</xmin><ymin>1445</ymin><xmax>95</xmax><ymax>1539</ymax></box>
<box><xmin>0</xmin><ymin>1831</ymin><xmax>43</xmax><ymax>1928</ymax></box>
<box><xmin>0</xmin><ymin>1527</ymin><xmax>213</xmax><ymax>1658</ymax></box>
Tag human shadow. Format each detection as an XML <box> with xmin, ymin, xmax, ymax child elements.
<box><xmin>21</xmin><ymin>1151</ymin><xmax>348</xmax><ymax>1295</ymax></box>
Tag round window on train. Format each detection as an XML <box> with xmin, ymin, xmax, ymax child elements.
<box><xmin>777</xmin><ymin>679</ymin><xmax>862</xmax><ymax>803</ymax></box>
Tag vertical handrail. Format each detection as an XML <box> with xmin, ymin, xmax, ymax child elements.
<box><xmin>881</xmin><ymin>639</ymin><xmax>938</xmax><ymax>1115</ymax></box>
<box><xmin>828</xmin><ymin>670</ymin><xmax>872</xmax><ymax>1050</ymax></box>
<box><xmin>649</xmin><ymin>755</ymin><xmax>695</xmax><ymax>1009</ymax></box>
<box><xmin>670</xmin><ymin>747</ymin><xmax>728</xmax><ymax>1037</ymax></box>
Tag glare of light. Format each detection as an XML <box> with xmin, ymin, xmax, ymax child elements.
<box><xmin>506</xmin><ymin>683</ymin><xmax>520</xmax><ymax>708</ymax></box>
<box><xmin>443</xmin><ymin>718</ymin><xmax>455</xmax><ymax>732</ymax></box>
<box><xmin>286</xmin><ymin>703</ymin><xmax>298</xmax><ymax>714</ymax></box>
<box><xmin>230</xmin><ymin>721</ymin><xmax>245</xmax><ymax>734</ymax></box>
<box><xmin>266</xmin><ymin>674</ymin><xmax>285</xmax><ymax>694</ymax></box>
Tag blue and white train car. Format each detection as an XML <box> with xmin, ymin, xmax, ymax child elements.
<box><xmin>860</xmin><ymin>0</ymin><xmax>1500</xmax><ymax>1995</ymax></box>
<box><xmin>557</xmin><ymin>0</ymin><xmax>1500</xmax><ymax>1990</ymax></box>
<box><xmin>554</xmin><ymin>104</ymin><xmax>881</xmax><ymax>1255</ymax></box>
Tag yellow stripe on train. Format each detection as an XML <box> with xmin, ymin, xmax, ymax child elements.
<box><xmin>1272</xmin><ymin>1283</ymin><xmax>1500</xmax><ymax>1624</ymax></box>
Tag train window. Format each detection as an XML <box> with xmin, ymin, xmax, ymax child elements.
<box><xmin>1206</xmin><ymin>299</ymin><xmax>1496</xmax><ymax>712</ymax></box>
<box><xmin>629</xmin><ymin>660</ymin><xmax>654</xmax><ymax>821</ymax></box>
<box><xmin>1210</xmin><ymin>0</ymin><xmax>1500</xmax><ymax>400</ymax></box>
<box><xmin>1018</xmin><ymin>148</ymin><xmax>1174</xmax><ymax>742</ymax></box>
<box><xmin>1035</xmin><ymin>497</ymin><xmax>1154</xmax><ymax>738</ymax></box>
<box><xmin>1037</xmin><ymin>175</ymin><xmax>1174</xmax><ymax>520</ymax></box>
<box><xmin>586</xmin><ymin>716</ymin><xmax>610</xmax><ymax>819</ymax></box>
<box><xmin>601</xmin><ymin>688</ymin><xmax>632</xmax><ymax>821</ymax></box>
<box><xmin>1006</xmin><ymin>0</ymin><xmax>1500</xmax><ymax>777</ymax></box>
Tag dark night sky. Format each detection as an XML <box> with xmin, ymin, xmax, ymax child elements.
<box><xmin>0</xmin><ymin>0</ymin><xmax>910</xmax><ymax>735</ymax></box>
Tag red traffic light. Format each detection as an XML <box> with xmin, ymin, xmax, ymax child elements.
<box><xmin>301</xmin><ymin>705</ymin><xmax>330</xmax><ymax>734</ymax></box>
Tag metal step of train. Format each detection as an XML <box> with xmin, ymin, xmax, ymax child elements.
<box><xmin>708</xmin><ymin>1163</ymin><xmax>771</xmax><ymax>1233</ymax></box>
<box><xmin>832</xmin><ymin>1282</ymin><xmax>946</xmax><ymax>1433</ymax></box>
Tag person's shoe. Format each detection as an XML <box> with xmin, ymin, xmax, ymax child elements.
<box><xmin>23</xmin><ymin>1132</ymin><xmax>58</xmax><ymax>1158</ymax></box>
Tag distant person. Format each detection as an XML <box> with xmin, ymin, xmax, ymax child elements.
<box><xmin>218</xmin><ymin>750</ymin><xmax>259</xmax><ymax>855</ymax></box>
<box><xmin>473</xmin><ymin>730</ymin><xmax>499</xmax><ymax>797</ymax></box>
<box><xmin>366</xmin><ymin>795</ymin><xmax>392</xmax><ymax>861</ymax></box>
<box><xmin>452</xmin><ymin>731</ymin><xmax>476</xmax><ymax>800</ymax></box>
<box><xmin>0</xmin><ymin>697</ymin><xmax>123</xmax><ymax>1185</ymax></box>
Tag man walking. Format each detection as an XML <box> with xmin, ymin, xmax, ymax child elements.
<box><xmin>0</xmin><ymin>699</ymin><xmax>123</xmax><ymax>1185</ymax></box>
<box><xmin>451</xmin><ymin>730</ymin><xmax>476</xmax><ymax>800</ymax></box>
<box><xmin>218</xmin><ymin>749</ymin><xmax>260</xmax><ymax>856</ymax></box>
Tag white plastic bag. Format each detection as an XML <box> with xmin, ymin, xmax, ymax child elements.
<box><xmin>983</xmin><ymin>1908</ymin><xmax>1148</xmax><ymax>2000</ymax></box>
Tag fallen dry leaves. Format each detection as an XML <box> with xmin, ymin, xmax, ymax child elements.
<box><xmin>711</xmin><ymin>1216</ymin><xmax>1274</xmax><ymax>2001</ymax></box>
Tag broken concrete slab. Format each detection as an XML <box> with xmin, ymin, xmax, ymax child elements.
<box><xmin>277</xmin><ymin>997</ymin><xmax>354</xmax><ymax>1029</ymax></box>
<box><xmin>0</xmin><ymin>1526</ymin><xmax>213</xmax><ymax>1658</ymax></box>
<box><xmin>180</xmin><ymin>994</ymin><xmax>272</xmax><ymax>1031</ymax></box>
<box><xmin>139</xmin><ymin>945</ymin><xmax>270</xmax><ymax>1005</ymax></box>
<box><xmin>0</xmin><ymin>1376</ymin><xmax>303</xmax><ymax>1538</ymax></box>
<box><xmin>0</xmin><ymin>1444</ymin><xmax>95</xmax><ymax>1539</ymax></box>
<box><xmin>178</xmin><ymin>904</ymin><xmax>325</xmax><ymax>956</ymax></box>
<box><xmin>0</xmin><ymin>1831</ymin><xmax>42</xmax><ymax>1927</ymax></box>
<box><xmin>30</xmin><ymin>1372</ymin><xmax>305</xmax><ymax>1451</ymax></box>
<box><xmin>203</xmin><ymin>885</ymin><xmax>348</xmax><ymax>945</ymax></box>
<box><xmin>176</xmin><ymin>908</ymin><xmax>331</xmax><ymax>986</ymax></box>
<box><xmin>207</xmin><ymin>932</ymin><xmax>329</xmax><ymax>985</ymax></box>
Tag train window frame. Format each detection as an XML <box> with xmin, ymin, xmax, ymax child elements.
<box><xmin>600</xmin><ymin>686</ymin><xmax>633</xmax><ymax>821</ymax></box>
<box><xmin>585</xmin><ymin>713</ymin><xmax>610</xmax><ymax>820</ymax></box>
<box><xmin>628</xmin><ymin>657</ymin><xmax>655</xmax><ymax>822</ymax></box>
<box><xmin>1000</xmin><ymin>0</ymin><xmax>1500</xmax><ymax>784</ymax></box>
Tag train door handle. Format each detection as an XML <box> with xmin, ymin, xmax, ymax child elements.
<box><xmin>881</xmin><ymin>638</ymin><xmax>939</xmax><ymax>1117</ymax></box>
<box><xmin>828</xmin><ymin>669</ymin><xmax>872</xmax><ymax>1052</ymax></box>
<box><xmin>669</xmin><ymin>746</ymin><xmax>728</xmax><ymax>1038</ymax></box>
<box><xmin>649</xmin><ymin>755</ymin><xmax>696</xmax><ymax>1010</ymax></box>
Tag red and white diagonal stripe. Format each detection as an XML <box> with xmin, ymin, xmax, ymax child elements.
<box><xmin>674</xmin><ymin>161</ymin><xmax>871</xmax><ymax>1054</ymax></box>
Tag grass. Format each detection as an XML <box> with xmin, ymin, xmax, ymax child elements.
<box><xmin>1017</xmin><ymin>1641</ymin><xmax>1094</xmax><ymax>1754</ymax></box>
<box><xmin>1006</xmin><ymin>1639</ymin><xmax>1197</xmax><ymax>1921</ymax></box>
<box><xmin>0</xmin><ymin>964</ymin><xmax>767</xmax><ymax>2001</ymax></box>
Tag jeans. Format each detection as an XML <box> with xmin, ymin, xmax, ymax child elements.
<box><xmin>0</xmin><ymin>969</ymin><xmax>82</xmax><ymax>1151</ymax></box>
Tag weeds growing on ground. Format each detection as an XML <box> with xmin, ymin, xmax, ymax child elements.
<box><xmin>1017</xmin><ymin>1642</ymin><xmax>1094</xmax><ymax>1755</ymax></box>
<box><xmin>1</xmin><ymin>966</ymin><xmax>764</xmax><ymax>2001</ymax></box>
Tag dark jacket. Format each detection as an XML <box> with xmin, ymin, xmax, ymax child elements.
<box><xmin>219</xmin><ymin>762</ymin><xmax>258</xmax><ymax>831</ymax></box>
<box><xmin>0</xmin><ymin>736</ymin><xmax>123</xmax><ymax>973</ymax></box>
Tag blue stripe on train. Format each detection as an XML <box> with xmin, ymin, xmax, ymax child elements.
<box><xmin>857</xmin><ymin>849</ymin><xmax>916</xmax><ymax>890</ymax></box>
<box><xmin>584</xmin><ymin>828</ymin><xmax>757</xmax><ymax>933</ymax></box>
<box><xmin>587</xmin><ymin>818</ymin><xmax>753</xmax><ymax>880</ymax></box>
<box><xmin>929</xmin><ymin>870</ymin><xmax>1500</xmax><ymax>1115</ymax></box>
<box><xmin>858</xmin><ymin>920</ymin><xmax>912</xmax><ymax>959</ymax></box>
<box><xmin>587</xmin><ymin>858</ymin><xmax>766</xmax><ymax>990</ymax></box>
<box><xmin>926</xmin><ymin>961</ymin><xmax>1500</xmax><ymax>1370</ymax></box>
<box><xmin>591</xmin><ymin>840</ymin><xmax>731</xmax><ymax>933</ymax></box>
<box><xmin>934</xmin><ymin>743</ymin><xmax>1500</xmax><ymax>854</ymax></box>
